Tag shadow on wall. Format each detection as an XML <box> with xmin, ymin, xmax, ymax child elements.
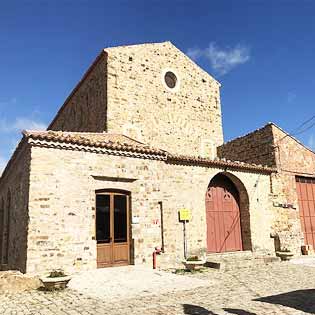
<box><xmin>182</xmin><ymin>304</ymin><xmax>257</xmax><ymax>315</ymax></box>
<box><xmin>254</xmin><ymin>289</ymin><xmax>315</xmax><ymax>314</ymax></box>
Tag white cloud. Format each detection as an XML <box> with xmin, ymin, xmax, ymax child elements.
<box><xmin>0</xmin><ymin>117</ymin><xmax>46</xmax><ymax>177</ymax></box>
<box><xmin>187</xmin><ymin>42</ymin><xmax>250</xmax><ymax>75</ymax></box>
<box><xmin>186</xmin><ymin>47</ymin><xmax>203</xmax><ymax>60</ymax></box>
<box><xmin>13</xmin><ymin>118</ymin><xmax>46</xmax><ymax>131</ymax></box>
<box><xmin>0</xmin><ymin>117</ymin><xmax>46</xmax><ymax>133</ymax></box>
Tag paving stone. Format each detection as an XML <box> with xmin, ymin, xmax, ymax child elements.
<box><xmin>1</xmin><ymin>263</ymin><xmax>315</xmax><ymax>314</ymax></box>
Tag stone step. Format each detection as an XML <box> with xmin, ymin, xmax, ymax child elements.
<box><xmin>205</xmin><ymin>251</ymin><xmax>280</xmax><ymax>271</ymax></box>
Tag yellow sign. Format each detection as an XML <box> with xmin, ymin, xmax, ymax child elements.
<box><xmin>179</xmin><ymin>208</ymin><xmax>191</xmax><ymax>221</ymax></box>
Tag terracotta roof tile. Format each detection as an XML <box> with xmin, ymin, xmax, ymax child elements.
<box><xmin>22</xmin><ymin>130</ymin><xmax>276</xmax><ymax>174</ymax></box>
<box><xmin>23</xmin><ymin>130</ymin><xmax>166</xmax><ymax>156</ymax></box>
<box><xmin>167</xmin><ymin>154</ymin><xmax>275</xmax><ymax>173</ymax></box>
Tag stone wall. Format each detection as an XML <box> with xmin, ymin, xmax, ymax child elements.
<box><xmin>106</xmin><ymin>42</ymin><xmax>223</xmax><ymax>157</ymax></box>
<box><xmin>270</xmin><ymin>124</ymin><xmax>315</xmax><ymax>253</ymax></box>
<box><xmin>48</xmin><ymin>53</ymin><xmax>108</xmax><ymax>132</ymax></box>
<box><xmin>217</xmin><ymin>124</ymin><xmax>276</xmax><ymax>167</ymax></box>
<box><xmin>27</xmin><ymin>143</ymin><xmax>273</xmax><ymax>275</ymax></box>
<box><xmin>48</xmin><ymin>42</ymin><xmax>223</xmax><ymax>158</ymax></box>
<box><xmin>0</xmin><ymin>140</ymin><xmax>31</xmax><ymax>273</ymax></box>
<box><xmin>272</xmin><ymin>124</ymin><xmax>315</xmax><ymax>202</ymax></box>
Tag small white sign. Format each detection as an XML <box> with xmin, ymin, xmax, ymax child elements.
<box><xmin>132</xmin><ymin>216</ymin><xmax>140</xmax><ymax>224</ymax></box>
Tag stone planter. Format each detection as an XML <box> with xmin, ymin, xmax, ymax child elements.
<box><xmin>276</xmin><ymin>251</ymin><xmax>294</xmax><ymax>261</ymax></box>
<box><xmin>182</xmin><ymin>260</ymin><xmax>205</xmax><ymax>271</ymax></box>
<box><xmin>40</xmin><ymin>275</ymin><xmax>71</xmax><ymax>291</ymax></box>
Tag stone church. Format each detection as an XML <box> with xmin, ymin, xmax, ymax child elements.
<box><xmin>0</xmin><ymin>42</ymin><xmax>314</xmax><ymax>275</ymax></box>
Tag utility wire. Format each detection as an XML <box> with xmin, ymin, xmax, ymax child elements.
<box><xmin>292</xmin><ymin>120</ymin><xmax>315</xmax><ymax>137</ymax></box>
<box><xmin>275</xmin><ymin>114</ymin><xmax>315</xmax><ymax>144</ymax></box>
<box><xmin>290</xmin><ymin>114</ymin><xmax>315</xmax><ymax>135</ymax></box>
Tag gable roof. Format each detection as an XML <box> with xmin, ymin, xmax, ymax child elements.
<box><xmin>48</xmin><ymin>41</ymin><xmax>221</xmax><ymax>130</ymax></box>
<box><xmin>104</xmin><ymin>41</ymin><xmax>221</xmax><ymax>86</ymax></box>
<box><xmin>221</xmin><ymin>121</ymin><xmax>315</xmax><ymax>156</ymax></box>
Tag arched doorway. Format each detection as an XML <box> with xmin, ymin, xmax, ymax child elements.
<box><xmin>205</xmin><ymin>173</ymin><xmax>243</xmax><ymax>253</ymax></box>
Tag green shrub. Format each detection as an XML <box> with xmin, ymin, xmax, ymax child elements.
<box><xmin>186</xmin><ymin>255</ymin><xmax>200</xmax><ymax>261</ymax></box>
<box><xmin>48</xmin><ymin>269</ymin><xmax>67</xmax><ymax>278</ymax></box>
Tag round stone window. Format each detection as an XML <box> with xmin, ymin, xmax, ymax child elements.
<box><xmin>164</xmin><ymin>71</ymin><xmax>177</xmax><ymax>89</ymax></box>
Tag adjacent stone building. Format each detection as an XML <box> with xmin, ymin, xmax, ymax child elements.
<box><xmin>0</xmin><ymin>42</ymin><xmax>313</xmax><ymax>275</ymax></box>
<box><xmin>218</xmin><ymin>123</ymin><xmax>315</xmax><ymax>254</ymax></box>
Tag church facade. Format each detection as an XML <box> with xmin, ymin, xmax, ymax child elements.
<box><xmin>0</xmin><ymin>42</ymin><xmax>313</xmax><ymax>275</ymax></box>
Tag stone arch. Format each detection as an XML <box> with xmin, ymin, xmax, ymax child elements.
<box><xmin>206</xmin><ymin>172</ymin><xmax>252</xmax><ymax>252</ymax></box>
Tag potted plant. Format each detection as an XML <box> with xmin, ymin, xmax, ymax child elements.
<box><xmin>276</xmin><ymin>247</ymin><xmax>294</xmax><ymax>261</ymax></box>
<box><xmin>40</xmin><ymin>269</ymin><xmax>71</xmax><ymax>291</ymax></box>
<box><xmin>182</xmin><ymin>255</ymin><xmax>206</xmax><ymax>271</ymax></box>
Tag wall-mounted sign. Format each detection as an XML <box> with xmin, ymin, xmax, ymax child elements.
<box><xmin>273</xmin><ymin>202</ymin><xmax>296</xmax><ymax>209</ymax></box>
<box><xmin>179</xmin><ymin>208</ymin><xmax>191</xmax><ymax>221</ymax></box>
<box><xmin>132</xmin><ymin>215</ymin><xmax>140</xmax><ymax>224</ymax></box>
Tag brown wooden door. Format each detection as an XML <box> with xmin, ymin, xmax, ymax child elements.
<box><xmin>296</xmin><ymin>177</ymin><xmax>315</xmax><ymax>248</ymax></box>
<box><xmin>205</xmin><ymin>174</ymin><xmax>243</xmax><ymax>253</ymax></box>
<box><xmin>96</xmin><ymin>192</ymin><xmax>130</xmax><ymax>268</ymax></box>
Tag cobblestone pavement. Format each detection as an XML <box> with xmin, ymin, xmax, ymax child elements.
<box><xmin>1</xmin><ymin>262</ymin><xmax>315</xmax><ymax>315</ymax></box>
<box><xmin>68</xmin><ymin>265</ymin><xmax>211</xmax><ymax>300</ymax></box>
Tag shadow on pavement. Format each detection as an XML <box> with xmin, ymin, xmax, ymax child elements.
<box><xmin>183</xmin><ymin>304</ymin><xmax>218</xmax><ymax>315</ymax></box>
<box><xmin>223</xmin><ymin>308</ymin><xmax>257</xmax><ymax>315</ymax></box>
<box><xmin>254</xmin><ymin>289</ymin><xmax>315</xmax><ymax>313</ymax></box>
<box><xmin>183</xmin><ymin>304</ymin><xmax>256</xmax><ymax>315</ymax></box>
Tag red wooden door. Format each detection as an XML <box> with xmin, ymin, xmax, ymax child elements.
<box><xmin>296</xmin><ymin>177</ymin><xmax>315</xmax><ymax>248</ymax></box>
<box><xmin>206</xmin><ymin>174</ymin><xmax>243</xmax><ymax>253</ymax></box>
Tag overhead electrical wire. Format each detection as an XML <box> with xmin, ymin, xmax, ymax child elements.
<box><xmin>276</xmin><ymin>114</ymin><xmax>315</xmax><ymax>144</ymax></box>
<box><xmin>290</xmin><ymin>114</ymin><xmax>315</xmax><ymax>136</ymax></box>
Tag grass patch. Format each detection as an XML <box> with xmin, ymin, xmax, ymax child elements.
<box><xmin>173</xmin><ymin>268</ymin><xmax>208</xmax><ymax>275</ymax></box>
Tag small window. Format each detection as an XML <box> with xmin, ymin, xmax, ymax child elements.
<box><xmin>164</xmin><ymin>71</ymin><xmax>177</xmax><ymax>89</ymax></box>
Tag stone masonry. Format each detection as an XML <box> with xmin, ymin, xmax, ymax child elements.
<box><xmin>218</xmin><ymin>122</ymin><xmax>315</xmax><ymax>254</ymax></box>
<box><xmin>25</xmin><ymin>133</ymin><xmax>273</xmax><ymax>275</ymax></box>
<box><xmin>0</xmin><ymin>142</ymin><xmax>30</xmax><ymax>272</ymax></box>
<box><xmin>49</xmin><ymin>42</ymin><xmax>223</xmax><ymax>158</ymax></box>
<box><xmin>1</xmin><ymin>128</ymin><xmax>274</xmax><ymax>275</ymax></box>
<box><xmin>48</xmin><ymin>53</ymin><xmax>108</xmax><ymax>133</ymax></box>
<box><xmin>0</xmin><ymin>42</ymin><xmax>303</xmax><ymax>275</ymax></box>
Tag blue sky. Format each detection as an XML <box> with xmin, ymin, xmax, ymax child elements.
<box><xmin>1</xmin><ymin>0</ymin><xmax>315</xmax><ymax>172</ymax></box>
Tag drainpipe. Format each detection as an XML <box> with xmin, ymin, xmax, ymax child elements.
<box><xmin>158</xmin><ymin>201</ymin><xmax>165</xmax><ymax>253</ymax></box>
<box><xmin>152</xmin><ymin>202</ymin><xmax>165</xmax><ymax>269</ymax></box>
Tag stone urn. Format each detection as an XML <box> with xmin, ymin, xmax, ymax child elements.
<box><xmin>40</xmin><ymin>270</ymin><xmax>71</xmax><ymax>291</ymax></box>
<box><xmin>182</xmin><ymin>256</ymin><xmax>206</xmax><ymax>271</ymax></box>
<box><xmin>276</xmin><ymin>250</ymin><xmax>294</xmax><ymax>261</ymax></box>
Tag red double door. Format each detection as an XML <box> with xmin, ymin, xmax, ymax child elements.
<box><xmin>206</xmin><ymin>175</ymin><xmax>243</xmax><ymax>253</ymax></box>
<box><xmin>296</xmin><ymin>177</ymin><xmax>315</xmax><ymax>248</ymax></box>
